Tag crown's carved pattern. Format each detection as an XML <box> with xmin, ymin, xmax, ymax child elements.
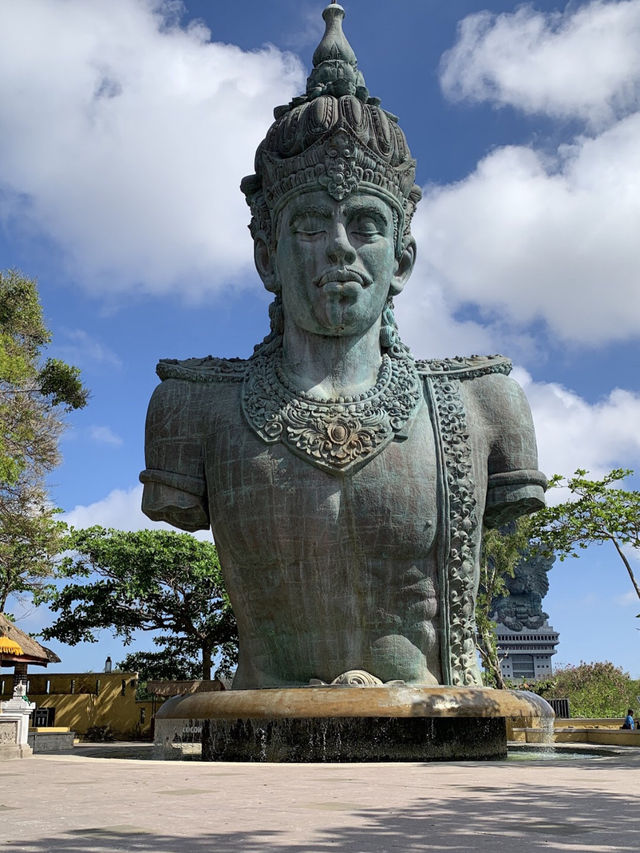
<box><xmin>241</xmin><ymin>350</ymin><xmax>422</xmax><ymax>475</ymax></box>
<box><xmin>319</xmin><ymin>129</ymin><xmax>359</xmax><ymax>199</ymax></box>
<box><xmin>430</xmin><ymin>373</ymin><xmax>482</xmax><ymax>687</ymax></box>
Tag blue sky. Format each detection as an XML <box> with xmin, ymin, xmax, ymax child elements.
<box><xmin>1</xmin><ymin>0</ymin><xmax>639</xmax><ymax>677</ymax></box>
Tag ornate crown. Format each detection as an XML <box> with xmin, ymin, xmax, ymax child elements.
<box><xmin>241</xmin><ymin>2</ymin><xmax>422</xmax><ymax>253</ymax></box>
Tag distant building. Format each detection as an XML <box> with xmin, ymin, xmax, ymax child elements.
<box><xmin>0</xmin><ymin>671</ymin><xmax>157</xmax><ymax>739</ymax></box>
<box><xmin>496</xmin><ymin>621</ymin><xmax>560</xmax><ymax>682</ymax></box>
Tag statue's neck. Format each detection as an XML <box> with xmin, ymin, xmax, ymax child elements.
<box><xmin>281</xmin><ymin>320</ymin><xmax>383</xmax><ymax>400</ymax></box>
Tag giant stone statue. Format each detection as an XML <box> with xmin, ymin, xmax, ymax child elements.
<box><xmin>141</xmin><ymin>3</ymin><xmax>546</xmax><ymax>692</ymax></box>
<box><xmin>491</xmin><ymin>550</ymin><xmax>555</xmax><ymax>631</ymax></box>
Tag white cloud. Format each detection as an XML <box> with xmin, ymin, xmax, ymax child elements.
<box><xmin>396</xmin><ymin>208</ymin><xmax>542</xmax><ymax>361</ymax></box>
<box><xmin>0</xmin><ymin>0</ymin><xmax>303</xmax><ymax>298</ymax></box>
<box><xmin>427</xmin><ymin>1</ymin><xmax>640</xmax><ymax>347</ymax></box>
<box><xmin>89</xmin><ymin>426</ymin><xmax>123</xmax><ymax>447</ymax></box>
<box><xmin>415</xmin><ymin>111</ymin><xmax>640</xmax><ymax>345</ymax></box>
<box><xmin>614</xmin><ymin>588</ymin><xmax>640</xmax><ymax>605</ymax></box>
<box><xmin>395</xmin><ymin>278</ymin><xmax>494</xmax><ymax>360</ymax></box>
<box><xmin>64</xmin><ymin>484</ymin><xmax>157</xmax><ymax>531</ymax></box>
<box><xmin>63</xmin><ymin>483</ymin><xmax>211</xmax><ymax>540</ymax></box>
<box><xmin>59</xmin><ymin>329</ymin><xmax>123</xmax><ymax>369</ymax></box>
<box><xmin>514</xmin><ymin>367</ymin><xmax>640</xmax><ymax>488</ymax></box>
<box><xmin>440</xmin><ymin>0</ymin><xmax>640</xmax><ymax>127</ymax></box>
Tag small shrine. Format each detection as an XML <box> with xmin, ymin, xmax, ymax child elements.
<box><xmin>0</xmin><ymin>613</ymin><xmax>60</xmax><ymax>759</ymax></box>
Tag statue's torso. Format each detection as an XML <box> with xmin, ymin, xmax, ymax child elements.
<box><xmin>207</xmin><ymin>398</ymin><xmax>442</xmax><ymax>687</ymax></box>
<box><xmin>141</xmin><ymin>352</ymin><xmax>546</xmax><ymax>688</ymax></box>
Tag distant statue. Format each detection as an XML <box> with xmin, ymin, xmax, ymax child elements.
<box><xmin>491</xmin><ymin>550</ymin><xmax>555</xmax><ymax>631</ymax></box>
<box><xmin>141</xmin><ymin>3</ymin><xmax>546</xmax><ymax>689</ymax></box>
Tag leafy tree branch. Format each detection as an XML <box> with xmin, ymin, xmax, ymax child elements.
<box><xmin>0</xmin><ymin>269</ymin><xmax>88</xmax><ymax>612</ymax></box>
<box><xmin>43</xmin><ymin>527</ymin><xmax>238</xmax><ymax>679</ymax></box>
<box><xmin>530</xmin><ymin>469</ymin><xmax>640</xmax><ymax>603</ymax></box>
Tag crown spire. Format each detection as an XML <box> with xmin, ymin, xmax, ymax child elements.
<box><xmin>312</xmin><ymin>3</ymin><xmax>356</xmax><ymax>67</ymax></box>
<box><xmin>306</xmin><ymin>3</ymin><xmax>368</xmax><ymax>102</ymax></box>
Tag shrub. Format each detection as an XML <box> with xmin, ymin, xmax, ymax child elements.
<box><xmin>532</xmin><ymin>661</ymin><xmax>640</xmax><ymax>718</ymax></box>
<box><xmin>83</xmin><ymin>724</ymin><xmax>115</xmax><ymax>742</ymax></box>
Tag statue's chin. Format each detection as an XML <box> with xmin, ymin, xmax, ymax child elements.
<box><xmin>311</xmin><ymin>289</ymin><xmax>375</xmax><ymax>336</ymax></box>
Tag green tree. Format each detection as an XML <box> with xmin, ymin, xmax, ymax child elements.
<box><xmin>0</xmin><ymin>485</ymin><xmax>65</xmax><ymax>611</ymax></box>
<box><xmin>534</xmin><ymin>661</ymin><xmax>640</xmax><ymax>718</ymax></box>
<box><xmin>477</xmin><ymin>519</ymin><xmax>532</xmax><ymax>688</ymax></box>
<box><xmin>43</xmin><ymin>527</ymin><xmax>238</xmax><ymax>679</ymax></box>
<box><xmin>117</xmin><ymin>638</ymin><xmax>229</xmax><ymax>700</ymax></box>
<box><xmin>0</xmin><ymin>270</ymin><xmax>88</xmax><ymax>611</ymax></box>
<box><xmin>531</xmin><ymin>469</ymin><xmax>640</xmax><ymax>602</ymax></box>
<box><xmin>118</xmin><ymin>645</ymin><xmax>204</xmax><ymax>683</ymax></box>
<box><xmin>0</xmin><ymin>269</ymin><xmax>88</xmax><ymax>486</ymax></box>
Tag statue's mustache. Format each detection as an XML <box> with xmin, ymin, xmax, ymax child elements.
<box><xmin>314</xmin><ymin>268</ymin><xmax>373</xmax><ymax>288</ymax></box>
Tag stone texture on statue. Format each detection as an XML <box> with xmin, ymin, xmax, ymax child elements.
<box><xmin>141</xmin><ymin>2</ymin><xmax>546</xmax><ymax>693</ymax></box>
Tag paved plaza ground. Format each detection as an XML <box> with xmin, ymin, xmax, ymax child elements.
<box><xmin>1</xmin><ymin>744</ymin><xmax>638</xmax><ymax>852</ymax></box>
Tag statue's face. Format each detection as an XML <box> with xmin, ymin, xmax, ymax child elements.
<box><xmin>271</xmin><ymin>189</ymin><xmax>410</xmax><ymax>337</ymax></box>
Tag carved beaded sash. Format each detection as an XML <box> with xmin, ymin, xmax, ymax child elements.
<box><xmin>241</xmin><ymin>350</ymin><xmax>423</xmax><ymax>475</ymax></box>
<box><xmin>418</xmin><ymin>355</ymin><xmax>512</xmax><ymax>687</ymax></box>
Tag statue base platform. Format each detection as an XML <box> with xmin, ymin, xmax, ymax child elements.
<box><xmin>153</xmin><ymin>686</ymin><xmax>554</xmax><ymax>762</ymax></box>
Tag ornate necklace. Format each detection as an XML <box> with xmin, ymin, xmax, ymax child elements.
<box><xmin>241</xmin><ymin>348</ymin><xmax>423</xmax><ymax>475</ymax></box>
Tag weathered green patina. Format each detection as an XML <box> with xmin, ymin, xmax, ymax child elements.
<box><xmin>140</xmin><ymin>3</ymin><xmax>546</xmax><ymax>690</ymax></box>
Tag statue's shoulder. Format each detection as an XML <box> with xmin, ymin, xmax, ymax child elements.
<box><xmin>415</xmin><ymin>354</ymin><xmax>512</xmax><ymax>381</ymax></box>
<box><xmin>155</xmin><ymin>355</ymin><xmax>248</xmax><ymax>384</ymax></box>
<box><xmin>145</xmin><ymin>355</ymin><xmax>248</xmax><ymax>448</ymax></box>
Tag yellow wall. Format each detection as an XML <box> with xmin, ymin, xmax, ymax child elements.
<box><xmin>555</xmin><ymin>729</ymin><xmax>640</xmax><ymax>747</ymax></box>
<box><xmin>555</xmin><ymin>717</ymin><xmax>626</xmax><ymax>730</ymax></box>
<box><xmin>0</xmin><ymin>671</ymin><xmax>155</xmax><ymax>738</ymax></box>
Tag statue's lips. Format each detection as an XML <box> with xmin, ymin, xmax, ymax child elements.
<box><xmin>314</xmin><ymin>269</ymin><xmax>372</xmax><ymax>289</ymax></box>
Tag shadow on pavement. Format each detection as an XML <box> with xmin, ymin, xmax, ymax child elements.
<box><xmin>5</xmin><ymin>782</ymin><xmax>636</xmax><ymax>852</ymax></box>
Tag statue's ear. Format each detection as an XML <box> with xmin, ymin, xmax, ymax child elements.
<box><xmin>254</xmin><ymin>235</ymin><xmax>279</xmax><ymax>293</ymax></box>
<box><xmin>390</xmin><ymin>237</ymin><xmax>416</xmax><ymax>296</ymax></box>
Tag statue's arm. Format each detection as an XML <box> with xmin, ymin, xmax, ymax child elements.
<box><xmin>472</xmin><ymin>373</ymin><xmax>547</xmax><ymax>528</ymax></box>
<box><xmin>139</xmin><ymin>378</ymin><xmax>210</xmax><ymax>532</ymax></box>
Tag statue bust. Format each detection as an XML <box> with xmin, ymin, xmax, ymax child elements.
<box><xmin>140</xmin><ymin>3</ymin><xmax>546</xmax><ymax>690</ymax></box>
<box><xmin>491</xmin><ymin>550</ymin><xmax>555</xmax><ymax>631</ymax></box>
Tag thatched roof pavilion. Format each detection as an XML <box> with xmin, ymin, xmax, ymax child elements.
<box><xmin>0</xmin><ymin>613</ymin><xmax>60</xmax><ymax>669</ymax></box>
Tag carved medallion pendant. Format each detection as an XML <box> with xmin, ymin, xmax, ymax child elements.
<box><xmin>241</xmin><ymin>349</ymin><xmax>423</xmax><ymax>475</ymax></box>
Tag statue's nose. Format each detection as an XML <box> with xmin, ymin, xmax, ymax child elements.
<box><xmin>326</xmin><ymin>222</ymin><xmax>357</xmax><ymax>265</ymax></box>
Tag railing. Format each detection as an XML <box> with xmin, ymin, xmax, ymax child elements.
<box><xmin>547</xmin><ymin>698</ymin><xmax>570</xmax><ymax>718</ymax></box>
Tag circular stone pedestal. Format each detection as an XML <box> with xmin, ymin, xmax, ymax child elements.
<box><xmin>153</xmin><ymin>687</ymin><xmax>554</xmax><ymax>762</ymax></box>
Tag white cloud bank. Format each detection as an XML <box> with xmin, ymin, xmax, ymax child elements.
<box><xmin>414</xmin><ymin>116</ymin><xmax>640</xmax><ymax>345</ymax></box>
<box><xmin>440</xmin><ymin>0</ymin><xmax>640</xmax><ymax>127</ymax></box>
<box><xmin>0</xmin><ymin>0</ymin><xmax>303</xmax><ymax>297</ymax></box>
<box><xmin>515</xmin><ymin>368</ymin><xmax>640</xmax><ymax>486</ymax></box>
<box><xmin>416</xmin><ymin>0</ymin><xmax>640</xmax><ymax>347</ymax></box>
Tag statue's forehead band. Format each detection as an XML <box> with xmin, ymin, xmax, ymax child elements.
<box><xmin>263</xmin><ymin>128</ymin><xmax>409</xmax><ymax>250</ymax></box>
<box><xmin>272</xmin><ymin>182</ymin><xmax>404</xmax><ymax>238</ymax></box>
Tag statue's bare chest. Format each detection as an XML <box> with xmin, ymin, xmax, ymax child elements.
<box><xmin>205</xmin><ymin>401</ymin><xmax>438</xmax><ymax>568</ymax></box>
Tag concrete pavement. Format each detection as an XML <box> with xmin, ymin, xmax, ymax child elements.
<box><xmin>1</xmin><ymin>745</ymin><xmax>639</xmax><ymax>852</ymax></box>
